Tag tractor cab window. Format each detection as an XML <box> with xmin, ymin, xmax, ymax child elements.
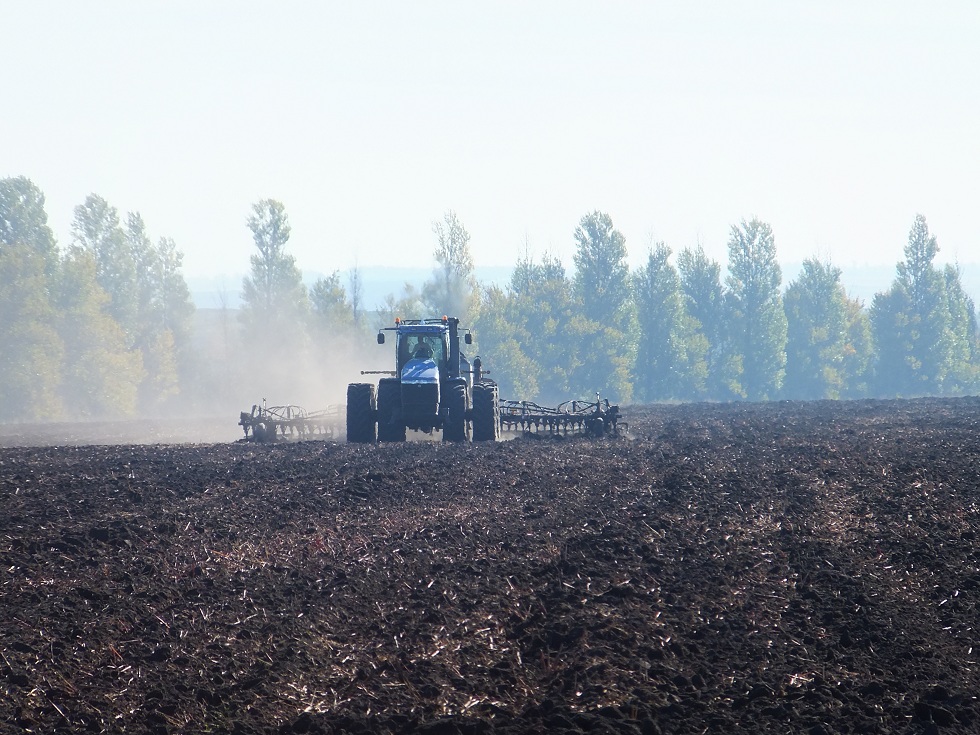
<box><xmin>398</xmin><ymin>333</ymin><xmax>446</xmax><ymax>369</ymax></box>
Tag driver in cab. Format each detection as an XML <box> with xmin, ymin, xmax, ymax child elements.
<box><xmin>413</xmin><ymin>337</ymin><xmax>433</xmax><ymax>360</ymax></box>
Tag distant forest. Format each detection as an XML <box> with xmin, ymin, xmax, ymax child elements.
<box><xmin>1</xmin><ymin>175</ymin><xmax>978</xmax><ymax>422</ymax></box>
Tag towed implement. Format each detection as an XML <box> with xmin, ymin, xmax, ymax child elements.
<box><xmin>500</xmin><ymin>395</ymin><xmax>626</xmax><ymax>437</ymax></box>
<box><xmin>240</xmin><ymin>393</ymin><xmax>626</xmax><ymax>442</ymax></box>
<box><xmin>239</xmin><ymin>402</ymin><xmax>343</xmax><ymax>442</ymax></box>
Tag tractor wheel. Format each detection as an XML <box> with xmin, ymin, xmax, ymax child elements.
<box><xmin>443</xmin><ymin>381</ymin><xmax>468</xmax><ymax>443</ymax></box>
<box><xmin>472</xmin><ymin>381</ymin><xmax>500</xmax><ymax>441</ymax></box>
<box><xmin>377</xmin><ymin>378</ymin><xmax>406</xmax><ymax>442</ymax></box>
<box><xmin>346</xmin><ymin>383</ymin><xmax>377</xmax><ymax>443</ymax></box>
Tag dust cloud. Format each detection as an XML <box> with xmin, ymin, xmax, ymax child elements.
<box><xmin>0</xmin><ymin>313</ymin><xmax>396</xmax><ymax>447</ymax></box>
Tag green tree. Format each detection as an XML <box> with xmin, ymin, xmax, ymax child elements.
<box><xmin>240</xmin><ymin>199</ymin><xmax>309</xmax><ymax>344</ymax></box>
<box><xmin>72</xmin><ymin>194</ymin><xmax>139</xmax><ymax>339</ymax></box>
<box><xmin>897</xmin><ymin>214</ymin><xmax>951</xmax><ymax>392</ymax></box>
<box><xmin>870</xmin><ymin>287</ymin><xmax>916</xmax><ymax>396</ymax></box>
<box><xmin>141</xmin><ymin>232</ymin><xmax>194</xmax><ymax>409</ymax></box>
<box><xmin>573</xmin><ymin>211</ymin><xmax>631</xmax><ymax>327</ymax></box>
<box><xmin>725</xmin><ymin>218</ymin><xmax>787</xmax><ymax>400</ymax></box>
<box><xmin>633</xmin><ymin>243</ymin><xmax>707</xmax><ymax>400</ymax></box>
<box><xmin>472</xmin><ymin>251</ymin><xmax>579</xmax><ymax>402</ymax></box>
<box><xmin>55</xmin><ymin>246</ymin><xmax>144</xmax><ymax>417</ymax></box>
<box><xmin>0</xmin><ymin>176</ymin><xmax>58</xmax><ymax>272</ymax></box>
<box><xmin>153</xmin><ymin>236</ymin><xmax>195</xmax><ymax>356</ymax></box>
<box><xmin>0</xmin><ymin>244</ymin><xmax>64</xmax><ymax>420</ymax></box>
<box><xmin>125</xmin><ymin>212</ymin><xmax>158</xmax><ymax>332</ymax></box>
<box><xmin>472</xmin><ymin>284</ymin><xmax>539</xmax><ymax>399</ymax></box>
<box><xmin>512</xmin><ymin>252</ymin><xmax>579</xmax><ymax>401</ymax></box>
<box><xmin>782</xmin><ymin>259</ymin><xmax>848</xmax><ymax>399</ymax></box>
<box><xmin>841</xmin><ymin>296</ymin><xmax>872</xmax><ymax>398</ymax></box>
<box><xmin>422</xmin><ymin>210</ymin><xmax>478</xmax><ymax>322</ymax></box>
<box><xmin>942</xmin><ymin>264</ymin><xmax>979</xmax><ymax>392</ymax></box>
<box><xmin>871</xmin><ymin>215</ymin><xmax>957</xmax><ymax>395</ymax></box>
<box><xmin>0</xmin><ymin>177</ymin><xmax>63</xmax><ymax>418</ymax></box>
<box><xmin>310</xmin><ymin>271</ymin><xmax>354</xmax><ymax>327</ymax></box>
<box><xmin>567</xmin><ymin>315</ymin><xmax>634</xmax><ymax>404</ymax></box>
<box><xmin>678</xmin><ymin>244</ymin><xmax>735</xmax><ymax>399</ymax></box>
<box><xmin>570</xmin><ymin>212</ymin><xmax>633</xmax><ymax>402</ymax></box>
<box><xmin>124</xmin><ymin>213</ymin><xmax>179</xmax><ymax>408</ymax></box>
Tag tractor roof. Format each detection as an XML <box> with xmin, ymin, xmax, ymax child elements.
<box><xmin>397</xmin><ymin>324</ymin><xmax>446</xmax><ymax>335</ymax></box>
<box><xmin>393</xmin><ymin>318</ymin><xmax>452</xmax><ymax>335</ymax></box>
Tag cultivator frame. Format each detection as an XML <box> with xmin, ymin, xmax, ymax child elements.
<box><xmin>239</xmin><ymin>402</ymin><xmax>343</xmax><ymax>442</ymax></box>
<box><xmin>499</xmin><ymin>395</ymin><xmax>626</xmax><ymax>437</ymax></box>
<box><xmin>239</xmin><ymin>395</ymin><xmax>626</xmax><ymax>442</ymax></box>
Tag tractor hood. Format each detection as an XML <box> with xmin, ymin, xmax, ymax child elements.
<box><xmin>401</xmin><ymin>357</ymin><xmax>440</xmax><ymax>385</ymax></box>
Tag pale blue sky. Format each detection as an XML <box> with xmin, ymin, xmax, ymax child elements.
<box><xmin>4</xmin><ymin>2</ymin><xmax>978</xmax><ymax>278</ymax></box>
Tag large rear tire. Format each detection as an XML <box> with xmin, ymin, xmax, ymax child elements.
<box><xmin>443</xmin><ymin>381</ymin><xmax>468</xmax><ymax>443</ymax></box>
<box><xmin>346</xmin><ymin>383</ymin><xmax>377</xmax><ymax>443</ymax></box>
<box><xmin>377</xmin><ymin>378</ymin><xmax>406</xmax><ymax>442</ymax></box>
<box><xmin>472</xmin><ymin>381</ymin><xmax>500</xmax><ymax>442</ymax></box>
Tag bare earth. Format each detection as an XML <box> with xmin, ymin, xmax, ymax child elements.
<box><xmin>2</xmin><ymin>397</ymin><xmax>980</xmax><ymax>734</ymax></box>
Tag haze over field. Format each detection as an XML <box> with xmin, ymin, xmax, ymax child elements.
<box><xmin>3</xmin><ymin>2</ymin><xmax>978</xmax><ymax>278</ymax></box>
<box><xmin>3</xmin><ymin>3</ymin><xmax>979</xmax><ymax>430</ymax></box>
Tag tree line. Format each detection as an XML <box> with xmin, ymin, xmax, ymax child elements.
<box><xmin>0</xmin><ymin>177</ymin><xmax>194</xmax><ymax>421</ymax></box>
<box><xmin>300</xmin><ymin>207</ymin><xmax>980</xmax><ymax>405</ymax></box>
<box><xmin>2</xmin><ymin>175</ymin><xmax>978</xmax><ymax>422</ymax></box>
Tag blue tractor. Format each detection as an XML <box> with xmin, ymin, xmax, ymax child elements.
<box><xmin>346</xmin><ymin>316</ymin><xmax>500</xmax><ymax>443</ymax></box>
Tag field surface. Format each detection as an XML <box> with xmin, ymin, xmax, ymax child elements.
<box><xmin>3</xmin><ymin>398</ymin><xmax>980</xmax><ymax>734</ymax></box>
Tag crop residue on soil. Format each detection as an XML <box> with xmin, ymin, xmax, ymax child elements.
<box><xmin>3</xmin><ymin>397</ymin><xmax>980</xmax><ymax>734</ymax></box>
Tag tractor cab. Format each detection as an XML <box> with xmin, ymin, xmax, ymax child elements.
<box><xmin>365</xmin><ymin>317</ymin><xmax>473</xmax><ymax>436</ymax></box>
<box><xmin>396</xmin><ymin>326</ymin><xmax>449</xmax><ymax>376</ymax></box>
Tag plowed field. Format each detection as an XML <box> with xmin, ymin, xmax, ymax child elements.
<box><xmin>3</xmin><ymin>398</ymin><xmax>980</xmax><ymax>734</ymax></box>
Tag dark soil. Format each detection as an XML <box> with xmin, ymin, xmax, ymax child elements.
<box><xmin>3</xmin><ymin>397</ymin><xmax>980</xmax><ymax>734</ymax></box>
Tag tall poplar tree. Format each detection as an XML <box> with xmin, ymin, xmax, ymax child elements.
<box><xmin>72</xmin><ymin>195</ymin><xmax>139</xmax><ymax>340</ymax></box>
<box><xmin>725</xmin><ymin>218</ymin><xmax>787</xmax><ymax>401</ymax></box>
<box><xmin>422</xmin><ymin>210</ymin><xmax>478</xmax><ymax>323</ymax></box>
<box><xmin>125</xmin><ymin>213</ymin><xmax>178</xmax><ymax>407</ymax></box>
<box><xmin>941</xmin><ymin>264</ymin><xmax>978</xmax><ymax>392</ymax></box>
<box><xmin>510</xmin><ymin>252</ymin><xmax>579</xmax><ymax>401</ymax></box>
<box><xmin>240</xmin><ymin>199</ymin><xmax>309</xmax><ymax>345</ymax></box>
<box><xmin>0</xmin><ymin>177</ymin><xmax>63</xmax><ymax>418</ymax></box>
<box><xmin>841</xmin><ymin>296</ymin><xmax>873</xmax><ymax>398</ymax></box>
<box><xmin>871</xmin><ymin>215</ymin><xmax>958</xmax><ymax>395</ymax></box>
<box><xmin>678</xmin><ymin>245</ymin><xmax>735</xmax><ymax>399</ymax></box>
<box><xmin>783</xmin><ymin>259</ymin><xmax>848</xmax><ymax>399</ymax></box>
<box><xmin>633</xmin><ymin>243</ymin><xmax>707</xmax><ymax>400</ymax></box>
<box><xmin>55</xmin><ymin>246</ymin><xmax>144</xmax><ymax>417</ymax></box>
<box><xmin>0</xmin><ymin>243</ymin><xmax>63</xmax><ymax>419</ymax></box>
<box><xmin>573</xmin><ymin>211</ymin><xmax>630</xmax><ymax>328</ymax></box>
<box><xmin>472</xmin><ymin>283</ymin><xmax>540</xmax><ymax>400</ymax></box>
<box><xmin>0</xmin><ymin>176</ymin><xmax>58</xmax><ymax>272</ymax></box>
<box><xmin>310</xmin><ymin>271</ymin><xmax>354</xmax><ymax>327</ymax></box>
<box><xmin>570</xmin><ymin>212</ymin><xmax>633</xmax><ymax>401</ymax></box>
<box><xmin>153</xmin><ymin>236</ymin><xmax>195</xmax><ymax>355</ymax></box>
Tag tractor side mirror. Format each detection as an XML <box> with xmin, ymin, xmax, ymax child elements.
<box><xmin>377</xmin><ymin>333</ymin><xmax>385</xmax><ymax>344</ymax></box>
<box><xmin>464</xmin><ymin>333</ymin><xmax>472</xmax><ymax>345</ymax></box>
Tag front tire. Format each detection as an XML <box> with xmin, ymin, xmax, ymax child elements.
<box><xmin>377</xmin><ymin>378</ymin><xmax>406</xmax><ymax>442</ymax></box>
<box><xmin>443</xmin><ymin>381</ymin><xmax>468</xmax><ymax>443</ymax></box>
<box><xmin>346</xmin><ymin>383</ymin><xmax>377</xmax><ymax>443</ymax></box>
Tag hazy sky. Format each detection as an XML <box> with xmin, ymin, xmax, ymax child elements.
<box><xmin>4</xmin><ymin>2</ymin><xmax>978</xmax><ymax>278</ymax></box>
